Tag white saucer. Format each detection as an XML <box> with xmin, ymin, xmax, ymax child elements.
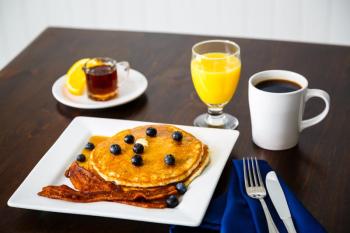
<box><xmin>52</xmin><ymin>69</ymin><xmax>148</xmax><ymax>109</ymax></box>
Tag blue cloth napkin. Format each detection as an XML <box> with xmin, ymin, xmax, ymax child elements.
<box><xmin>170</xmin><ymin>160</ymin><xmax>327</xmax><ymax>233</ymax></box>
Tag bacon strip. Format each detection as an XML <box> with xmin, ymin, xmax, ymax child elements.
<box><xmin>38</xmin><ymin>185</ymin><xmax>167</xmax><ymax>208</ymax></box>
<box><xmin>117</xmin><ymin>200</ymin><xmax>166</xmax><ymax>209</ymax></box>
<box><xmin>65</xmin><ymin>162</ymin><xmax>119</xmax><ymax>192</ymax></box>
<box><xmin>38</xmin><ymin>163</ymin><xmax>177</xmax><ymax>208</ymax></box>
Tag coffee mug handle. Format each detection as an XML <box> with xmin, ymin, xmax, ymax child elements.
<box><xmin>117</xmin><ymin>61</ymin><xmax>130</xmax><ymax>83</ymax></box>
<box><xmin>300</xmin><ymin>89</ymin><xmax>330</xmax><ymax>132</ymax></box>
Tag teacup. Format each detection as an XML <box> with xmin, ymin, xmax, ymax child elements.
<box><xmin>83</xmin><ymin>57</ymin><xmax>130</xmax><ymax>101</ymax></box>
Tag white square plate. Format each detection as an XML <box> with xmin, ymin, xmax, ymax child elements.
<box><xmin>8</xmin><ymin>117</ymin><xmax>239</xmax><ymax>226</ymax></box>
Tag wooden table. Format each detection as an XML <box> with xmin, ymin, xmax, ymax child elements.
<box><xmin>1</xmin><ymin>28</ymin><xmax>349</xmax><ymax>233</ymax></box>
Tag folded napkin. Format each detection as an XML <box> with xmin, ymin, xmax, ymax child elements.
<box><xmin>170</xmin><ymin>160</ymin><xmax>326</xmax><ymax>233</ymax></box>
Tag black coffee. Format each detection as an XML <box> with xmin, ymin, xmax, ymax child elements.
<box><xmin>255</xmin><ymin>79</ymin><xmax>301</xmax><ymax>93</ymax></box>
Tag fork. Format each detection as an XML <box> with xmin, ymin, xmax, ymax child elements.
<box><xmin>243</xmin><ymin>157</ymin><xmax>279</xmax><ymax>233</ymax></box>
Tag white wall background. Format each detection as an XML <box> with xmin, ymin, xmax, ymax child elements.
<box><xmin>1</xmin><ymin>0</ymin><xmax>350</xmax><ymax>70</ymax></box>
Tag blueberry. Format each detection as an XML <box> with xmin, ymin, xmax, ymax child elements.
<box><xmin>146</xmin><ymin>127</ymin><xmax>157</xmax><ymax>137</ymax></box>
<box><xmin>166</xmin><ymin>195</ymin><xmax>179</xmax><ymax>208</ymax></box>
<box><xmin>176</xmin><ymin>182</ymin><xmax>187</xmax><ymax>194</ymax></box>
<box><xmin>85</xmin><ymin>142</ymin><xmax>95</xmax><ymax>150</ymax></box>
<box><xmin>76</xmin><ymin>154</ymin><xmax>86</xmax><ymax>162</ymax></box>
<box><xmin>124</xmin><ymin>134</ymin><xmax>135</xmax><ymax>144</ymax></box>
<box><xmin>133</xmin><ymin>143</ymin><xmax>144</xmax><ymax>154</ymax></box>
<box><xmin>131</xmin><ymin>154</ymin><xmax>143</xmax><ymax>166</ymax></box>
<box><xmin>110</xmin><ymin>144</ymin><xmax>122</xmax><ymax>155</ymax></box>
<box><xmin>172</xmin><ymin>131</ymin><xmax>183</xmax><ymax>142</ymax></box>
<box><xmin>164</xmin><ymin>154</ymin><xmax>175</xmax><ymax>165</ymax></box>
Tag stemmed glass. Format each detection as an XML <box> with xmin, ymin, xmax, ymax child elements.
<box><xmin>191</xmin><ymin>40</ymin><xmax>241</xmax><ymax>129</ymax></box>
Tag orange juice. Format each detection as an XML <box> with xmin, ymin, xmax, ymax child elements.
<box><xmin>191</xmin><ymin>52</ymin><xmax>241</xmax><ymax>105</ymax></box>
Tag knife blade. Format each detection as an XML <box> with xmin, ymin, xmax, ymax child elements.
<box><xmin>266</xmin><ymin>171</ymin><xmax>297</xmax><ymax>233</ymax></box>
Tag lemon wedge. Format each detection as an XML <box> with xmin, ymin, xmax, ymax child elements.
<box><xmin>66</xmin><ymin>58</ymin><xmax>90</xmax><ymax>95</ymax></box>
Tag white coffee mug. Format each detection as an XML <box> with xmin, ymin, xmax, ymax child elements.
<box><xmin>248</xmin><ymin>70</ymin><xmax>330</xmax><ymax>150</ymax></box>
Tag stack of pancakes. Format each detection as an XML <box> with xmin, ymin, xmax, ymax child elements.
<box><xmin>39</xmin><ymin>125</ymin><xmax>209</xmax><ymax>208</ymax></box>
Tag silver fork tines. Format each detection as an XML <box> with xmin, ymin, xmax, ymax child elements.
<box><xmin>243</xmin><ymin>157</ymin><xmax>279</xmax><ymax>233</ymax></box>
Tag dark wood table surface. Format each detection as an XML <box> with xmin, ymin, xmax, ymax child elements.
<box><xmin>1</xmin><ymin>27</ymin><xmax>349</xmax><ymax>233</ymax></box>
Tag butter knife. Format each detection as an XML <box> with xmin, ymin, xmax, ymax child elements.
<box><xmin>266</xmin><ymin>171</ymin><xmax>297</xmax><ymax>233</ymax></box>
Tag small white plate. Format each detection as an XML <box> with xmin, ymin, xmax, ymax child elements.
<box><xmin>8</xmin><ymin>117</ymin><xmax>239</xmax><ymax>226</ymax></box>
<box><xmin>52</xmin><ymin>69</ymin><xmax>148</xmax><ymax>109</ymax></box>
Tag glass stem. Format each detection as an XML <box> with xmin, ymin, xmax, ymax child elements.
<box><xmin>206</xmin><ymin>106</ymin><xmax>226</xmax><ymax>126</ymax></box>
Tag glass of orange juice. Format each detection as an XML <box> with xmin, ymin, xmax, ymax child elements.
<box><xmin>191</xmin><ymin>40</ymin><xmax>241</xmax><ymax>129</ymax></box>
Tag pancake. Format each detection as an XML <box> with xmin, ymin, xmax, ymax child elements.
<box><xmin>90</xmin><ymin>125</ymin><xmax>207</xmax><ymax>187</ymax></box>
<box><xmin>183</xmin><ymin>145</ymin><xmax>209</xmax><ymax>186</ymax></box>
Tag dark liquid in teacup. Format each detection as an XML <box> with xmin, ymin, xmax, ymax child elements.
<box><xmin>255</xmin><ymin>79</ymin><xmax>302</xmax><ymax>93</ymax></box>
<box><xmin>86</xmin><ymin>65</ymin><xmax>117</xmax><ymax>101</ymax></box>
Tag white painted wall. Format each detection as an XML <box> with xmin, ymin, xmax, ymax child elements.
<box><xmin>1</xmin><ymin>0</ymin><xmax>350</xmax><ymax>70</ymax></box>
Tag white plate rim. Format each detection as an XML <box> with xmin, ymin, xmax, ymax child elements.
<box><xmin>7</xmin><ymin>117</ymin><xmax>239</xmax><ymax>226</ymax></box>
<box><xmin>52</xmin><ymin>69</ymin><xmax>148</xmax><ymax>109</ymax></box>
